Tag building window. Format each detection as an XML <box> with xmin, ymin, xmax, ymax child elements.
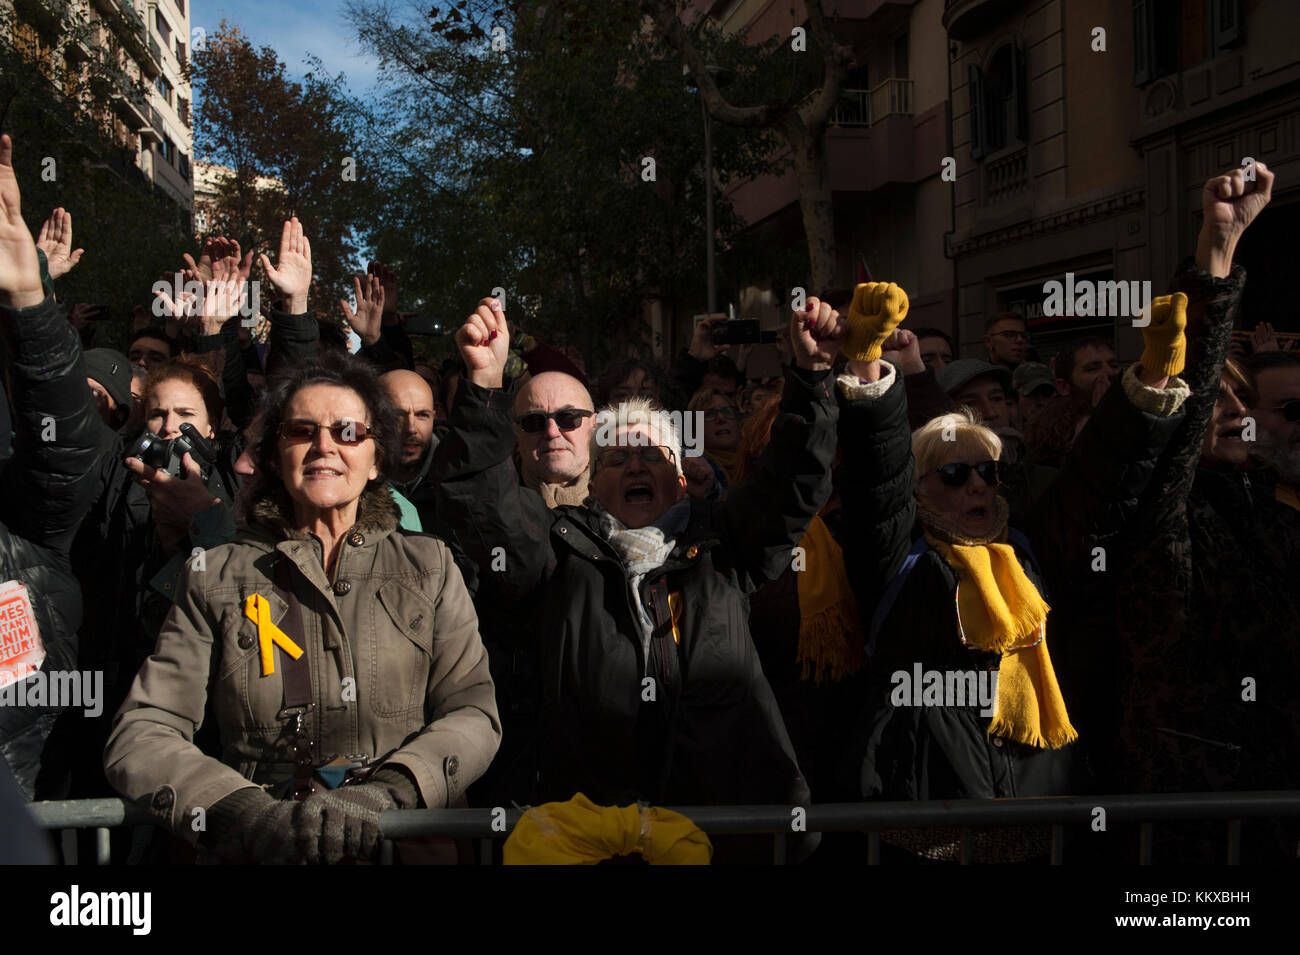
<box><xmin>174</xmin><ymin>0</ymin><xmax>186</xmax><ymax>16</ymax></box>
<box><xmin>195</xmin><ymin>207</ymin><xmax>207</xmax><ymax>233</ymax></box>
<box><xmin>176</xmin><ymin>39</ymin><xmax>187</xmax><ymax>68</ymax></box>
<box><xmin>1133</xmin><ymin>0</ymin><xmax>1243</xmax><ymax>86</ymax></box>
<box><xmin>968</xmin><ymin>41</ymin><xmax>1027</xmax><ymax>160</ymax></box>
<box><xmin>155</xmin><ymin>9</ymin><xmax>172</xmax><ymax>46</ymax></box>
<box><xmin>155</xmin><ymin>74</ymin><xmax>173</xmax><ymax>107</ymax></box>
<box><xmin>179</xmin><ymin>153</ymin><xmax>191</xmax><ymax>182</ymax></box>
<box><xmin>158</xmin><ymin>137</ymin><xmax>176</xmax><ymax>166</ymax></box>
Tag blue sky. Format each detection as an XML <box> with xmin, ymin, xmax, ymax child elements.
<box><xmin>196</xmin><ymin>0</ymin><xmax>383</xmax><ymax>93</ymax></box>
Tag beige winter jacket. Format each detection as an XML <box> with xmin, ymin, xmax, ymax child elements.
<box><xmin>104</xmin><ymin>484</ymin><xmax>500</xmax><ymax>843</ymax></box>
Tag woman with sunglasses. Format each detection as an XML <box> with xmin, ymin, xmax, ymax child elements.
<box><xmin>835</xmin><ymin>281</ymin><xmax>1193</xmax><ymax>862</ymax></box>
<box><xmin>105</xmin><ymin>349</ymin><xmax>500</xmax><ymax>864</ymax></box>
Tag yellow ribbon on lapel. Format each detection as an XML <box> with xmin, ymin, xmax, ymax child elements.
<box><xmin>244</xmin><ymin>594</ymin><xmax>303</xmax><ymax>677</ymax></box>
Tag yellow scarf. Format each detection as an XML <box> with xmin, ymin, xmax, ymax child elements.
<box><xmin>1276</xmin><ymin>481</ymin><xmax>1300</xmax><ymax>515</ymax></box>
<box><xmin>920</xmin><ymin>500</ymin><xmax>1076</xmax><ymax>750</ymax></box>
<box><xmin>706</xmin><ymin>448</ymin><xmax>740</xmax><ymax>487</ymax></box>
<box><xmin>795</xmin><ymin>513</ymin><xmax>864</xmax><ymax>683</ymax></box>
<box><xmin>503</xmin><ymin>793</ymin><xmax>712</xmax><ymax>865</ymax></box>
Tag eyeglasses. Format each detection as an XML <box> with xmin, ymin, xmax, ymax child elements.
<box><xmin>1277</xmin><ymin>400</ymin><xmax>1300</xmax><ymax>423</ymax></box>
<box><xmin>596</xmin><ymin>446</ymin><xmax>677</xmax><ymax>469</ymax></box>
<box><xmin>933</xmin><ymin>460</ymin><xmax>1002</xmax><ymax>488</ymax></box>
<box><xmin>279</xmin><ymin>420</ymin><xmax>373</xmax><ymax>445</ymax></box>
<box><xmin>515</xmin><ymin>409</ymin><xmax>593</xmax><ymax>433</ymax></box>
<box><xmin>702</xmin><ymin>407</ymin><xmax>738</xmax><ymax>421</ymax></box>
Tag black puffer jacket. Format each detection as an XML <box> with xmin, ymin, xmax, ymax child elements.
<box><xmin>435</xmin><ymin>367</ymin><xmax>836</xmax><ymax>849</ymax></box>
<box><xmin>0</xmin><ymin>296</ymin><xmax>104</xmax><ymax>797</ymax></box>
<box><xmin>837</xmin><ymin>359</ymin><xmax>1185</xmax><ymax>810</ymax></box>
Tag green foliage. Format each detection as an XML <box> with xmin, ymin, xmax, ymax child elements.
<box><xmin>191</xmin><ymin>23</ymin><xmax>368</xmax><ymax>318</ymax></box>
<box><xmin>343</xmin><ymin>0</ymin><xmax>794</xmax><ymax>369</ymax></box>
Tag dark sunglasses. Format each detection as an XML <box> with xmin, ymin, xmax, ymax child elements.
<box><xmin>934</xmin><ymin>460</ymin><xmax>1002</xmax><ymax>488</ymax></box>
<box><xmin>597</xmin><ymin>446</ymin><xmax>676</xmax><ymax>469</ymax></box>
<box><xmin>279</xmin><ymin>420</ymin><xmax>373</xmax><ymax>445</ymax></box>
<box><xmin>515</xmin><ymin>409</ymin><xmax>593</xmax><ymax>433</ymax></box>
<box><xmin>1278</xmin><ymin>399</ymin><xmax>1300</xmax><ymax>423</ymax></box>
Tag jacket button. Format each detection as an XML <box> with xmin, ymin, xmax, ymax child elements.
<box><xmin>238</xmin><ymin>633</ymin><xmax>254</xmax><ymax>650</ymax></box>
<box><xmin>151</xmin><ymin>788</ymin><xmax>174</xmax><ymax>810</ymax></box>
<box><xmin>685</xmin><ymin>545</ymin><xmax>699</xmax><ymax>559</ymax></box>
<box><xmin>446</xmin><ymin>755</ymin><xmax>459</xmax><ymax>777</ymax></box>
<box><xmin>559</xmin><ymin>527</ymin><xmax>567</xmax><ymax>534</ymax></box>
<box><xmin>992</xmin><ymin>737</ymin><xmax>1004</xmax><ymax>749</ymax></box>
<box><xmin>333</xmin><ymin>579</ymin><xmax>352</xmax><ymax>596</ymax></box>
<box><xmin>348</xmin><ymin>532</ymin><xmax>365</xmax><ymax>546</ymax></box>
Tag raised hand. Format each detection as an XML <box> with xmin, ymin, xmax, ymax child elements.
<box><xmin>790</xmin><ymin>295</ymin><xmax>847</xmax><ymax>372</ymax></box>
<box><xmin>36</xmin><ymin>207</ymin><xmax>84</xmax><ymax>280</ymax></box>
<box><xmin>258</xmin><ymin>218</ymin><xmax>312</xmax><ymax>313</ymax></box>
<box><xmin>844</xmin><ymin>281</ymin><xmax>909</xmax><ymax>366</ymax></box>
<box><xmin>1251</xmin><ymin>321</ymin><xmax>1280</xmax><ymax>353</ymax></box>
<box><xmin>369</xmin><ymin>261</ymin><xmax>398</xmax><ymax>317</ymax></box>
<box><xmin>0</xmin><ymin>136</ymin><xmax>44</xmax><ymax>309</ymax></box>
<box><xmin>340</xmin><ymin>272</ymin><xmax>384</xmax><ymax>346</ymax></box>
<box><xmin>682</xmin><ymin>454</ymin><xmax>716</xmax><ymax>500</ymax></box>
<box><xmin>455</xmin><ymin>297</ymin><xmax>510</xmax><ymax>389</ymax></box>
<box><xmin>125</xmin><ymin>452</ymin><xmax>221</xmax><ymax>555</ymax></box>
<box><xmin>1137</xmin><ymin>291</ymin><xmax>1188</xmax><ymax>386</ymax></box>
<box><xmin>880</xmin><ymin>327</ymin><xmax>925</xmax><ymax>376</ymax></box>
<box><xmin>688</xmin><ymin>314</ymin><xmax>729</xmax><ymax>361</ymax></box>
<box><xmin>1197</xmin><ymin>162</ymin><xmax>1275</xmax><ymax>278</ymax></box>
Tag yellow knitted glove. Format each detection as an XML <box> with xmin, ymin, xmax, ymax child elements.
<box><xmin>1139</xmin><ymin>291</ymin><xmax>1188</xmax><ymax>378</ymax></box>
<box><xmin>844</xmin><ymin>282</ymin><xmax>909</xmax><ymax>363</ymax></box>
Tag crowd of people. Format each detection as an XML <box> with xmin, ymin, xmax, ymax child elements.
<box><xmin>0</xmin><ymin>130</ymin><xmax>1295</xmax><ymax>864</ymax></box>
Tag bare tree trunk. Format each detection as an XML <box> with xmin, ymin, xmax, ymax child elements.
<box><xmin>788</xmin><ymin>123</ymin><xmax>837</xmax><ymax>294</ymax></box>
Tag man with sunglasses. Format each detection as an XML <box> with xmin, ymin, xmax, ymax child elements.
<box><xmin>436</xmin><ymin>294</ymin><xmax>847</xmax><ymax>860</ymax></box>
<box><xmin>513</xmin><ymin>372</ymin><xmax>595</xmax><ymax>509</ymax></box>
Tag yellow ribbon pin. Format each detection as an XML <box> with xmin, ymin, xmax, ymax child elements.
<box><xmin>244</xmin><ymin>594</ymin><xmax>303</xmax><ymax>676</ymax></box>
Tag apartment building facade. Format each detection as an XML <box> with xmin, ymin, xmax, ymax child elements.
<box><xmin>681</xmin><ymin>0</ymin><xmax>955</xmax><ymax>342</ymax></box>
<box><xmin>2</xmin><ymin>0</ymin><xmax>194</xmax><ymax>211</ymax></box>
<box><xmin>946</xmin><ymin>0</ymin><xmax>1299</xmax><ymax>362</ymax></box>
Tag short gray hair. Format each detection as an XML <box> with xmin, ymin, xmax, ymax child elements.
<box><xmin>588</xmin><ymin>397</ymin><xmax>683</xmax><ymax>478</ymax></box>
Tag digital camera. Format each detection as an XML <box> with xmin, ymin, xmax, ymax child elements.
<box><xmin>126</xmin><ymin>422</ymin><xmax>216</xmax><ymax>479</ymax></box>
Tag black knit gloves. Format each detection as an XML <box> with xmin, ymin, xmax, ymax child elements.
<box><xmin>204</xmin><ymin>766</ymin><xmax>421</xmax><ymax>864</ymax></box>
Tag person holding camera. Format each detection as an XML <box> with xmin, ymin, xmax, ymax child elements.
<box><xmin>104</xmin><ymin>349</ymin><xmax>499</xmax><ymax>864</ymax></box>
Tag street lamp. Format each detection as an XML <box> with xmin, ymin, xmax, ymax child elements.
<box><xmin>684</xmin><ymin>65</ymin><xmax>733</xmax><ymax>315</ymax></box>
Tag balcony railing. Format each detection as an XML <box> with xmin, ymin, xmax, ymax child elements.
<box><xmin>983</xmin><ymin>145</ymin><xmax>1029</xmax><ymax>203</ymax></box>
<box><xmin>830</xmin><ymin>78</ymin><xmax>914</xmax><ymax>128</ymax></box>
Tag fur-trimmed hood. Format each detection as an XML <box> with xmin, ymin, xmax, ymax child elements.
<box><xmin>247</xmin><ymin>481</ymin><xmax>401</xmax><ymax>542</ymax></box>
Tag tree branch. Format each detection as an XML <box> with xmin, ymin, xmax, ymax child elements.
<box><xmin>639</xmin><ymin>0</ymin><xmax>775</xmax><ymax>128</ymax></box>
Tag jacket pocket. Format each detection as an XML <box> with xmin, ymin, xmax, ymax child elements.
<box><xmin>369</xmin><ymin>579</ymin><xmax>436</xmax><ymax>718</ymax></box>
<box><xmin>215</xmin><ymin>587</ymin><xmax>292</xmax><ymax>733</ymax></box>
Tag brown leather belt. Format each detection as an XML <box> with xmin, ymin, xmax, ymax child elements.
<box><xmin>272</xmin><ymin>558</ymin><xmax>315</xmax><ymax>801</ymax></box>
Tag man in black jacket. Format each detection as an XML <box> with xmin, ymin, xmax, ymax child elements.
<box><xmin>436</xmin><ymin>295</ymin><xmax>845</xmax><ymax>859</ymax></box>
<box><xmin>0</xmin><ymin>134</ymin><xmax>105</xmax><ymax>798</ymax></box>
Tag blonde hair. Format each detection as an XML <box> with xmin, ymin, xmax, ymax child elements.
<box><xmin>912</xmin><ymin>407</ymin><xmax>1002</xmax><ymax>480</ymax></box>
<box><xmin>588</xmin><ymin>396</ymin><xmax>684</xmax><ymax>478</ymax></box>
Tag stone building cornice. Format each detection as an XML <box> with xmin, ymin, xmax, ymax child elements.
<box><xmin>947</xmin><ymin>187</ymin><xmax>1145</xmax><ymax>257</ymax></box>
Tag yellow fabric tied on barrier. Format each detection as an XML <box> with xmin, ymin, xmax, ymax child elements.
<box><xmin>503</xmin><ymin>793</ymin><xmax>713</xmax><ymax>865</ymax></box>
<box><xmin>243</xmin><ymin>594</ymin><xmax>303</xmax><ymax>677</ymax></box>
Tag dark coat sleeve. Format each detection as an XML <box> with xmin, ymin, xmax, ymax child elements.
<box><xmin>713</xmin><ymin>364</ymin><xmax>838</xmax><ymax>589</ymax></box>
<box><xmin>0</xmin><ymin>295</ymin><xmax>107</xmax><ymax>556</ymax></box>
<box><xmin>265</xmin><ymin>308</ymin><xmax>318</xmax><ymax>378</ymax></box>
<box><xmin>835</xmin><ymin>367</ymin><xmax>916</xmax><ymax>617</ymax></box>
<box><xmin>192</xmin><ymin>321</ymin><xmax>254</xmax><ymax>430</ymax></box>
<box><xmin>433</xmin><ymin>377</ymin><xmax>553</xmax><ymax>605</ymax></box>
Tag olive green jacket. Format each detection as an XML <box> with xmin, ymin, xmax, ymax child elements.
<box><xmin>104</xmin><ymin>484</ymin><xmax>500</xmax><ymax>843</ymax></box>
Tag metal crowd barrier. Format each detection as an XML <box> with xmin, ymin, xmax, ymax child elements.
<box><xmin>28</xmin><ymin>790</ymin><xmax>1300</xmax><ymax>865</ymax></box>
